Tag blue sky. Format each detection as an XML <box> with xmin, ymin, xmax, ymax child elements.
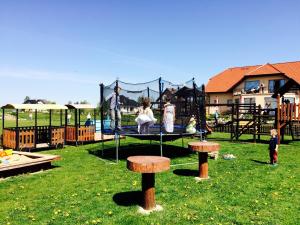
<box><xmin>0</xmin><ymin>0</ymin><xmax>299</xmax><ymax>106</ymax></box>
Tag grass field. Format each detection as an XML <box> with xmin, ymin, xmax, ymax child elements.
<box><xmin>0</xmin><ymin>132</ymin><xmax>299</xmax><ymax>225</ymax></box>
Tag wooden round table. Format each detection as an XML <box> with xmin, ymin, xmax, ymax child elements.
<box><xmin>188</xmin><ymin>141</ymin><xmax>220</xmax><ymax>181</ymax></box>
<box><xmin>127</xmin><ymin>156</ymin><xmax>170</xmax><ymax>212</ymax></box>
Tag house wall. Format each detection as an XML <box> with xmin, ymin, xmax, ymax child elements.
<box><xmin>207</xmin><ymin>92</ymin><xmax>233</xmax><ymax>114</ymax></box>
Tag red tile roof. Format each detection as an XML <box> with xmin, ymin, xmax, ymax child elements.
<box><xmin>206</xmin><ymin>61</ymin><xmax>300</xmax><ymax>93</ymax></box>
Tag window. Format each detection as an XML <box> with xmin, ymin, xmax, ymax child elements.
<box><xmin>283</xmin><ymin>97</ymin><xmax>295</xmax><ymax>104</ymax></box>
<box><xmin>234</xmin><ymin>99</ymin><xmax>240</xmax><ymax>104</ymax></box>
<box><xmin>227</xmin><ymin>99</ymin><xmax>233</xmax><ymax>104</ymax></box>
<box><xmin>244</xmin><ymin>97</ymin><xmax>256</xmax><ymax>104</ymax></box>
<box><xmin>264</xmin><ymin>97</ymin><xmax>277</xmax><ymax>109</ymax></box>
<box><xmin>268</xmin><ymin>79</ymin><xmax>285</xmax><ymax>93</ymax></box>
<box><xmin>244</xmin><ymin>80</ymin><xmax>260</xmax><ymax>92</ymax></box>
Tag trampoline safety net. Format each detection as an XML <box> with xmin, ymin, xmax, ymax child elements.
<box><xmin>99</xmin><ymin>78</ymin><xmax>205</xmax><ymax>139</ymax></box>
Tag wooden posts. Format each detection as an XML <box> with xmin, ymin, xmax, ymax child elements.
<box><xmin>34</xmin><ymin>109</ymin><xmax>37</xmax><ymax>149</ymax></box>
<box><xmin>127</xmin><ymin>156</ymin><xmax>170</xmax><ymax>212</ymax></box>
<box><xmin>230</xmin><ymin>104</ymin><xmax>234</xmax><ymax>141</ymax></box>
<box><xmin>64</xmin><ymin>109</ymin><xmax>68</xmax><ymax>145</ymax></box>
<box><xmin>198</xmin><ymin>152</ymin><xmax>209</xmax><ymax>178</ymax></box>
<box><xmin>75</xmin><ymin>109</ymin><xmax>78</xmax><ymax>145</ymax></box>
<box><xmin>60</xmin><ymin>109</ymin><xmax>63</xmax><ymax>126</ymax></box>
<box><xmin>16</xmin><ymin>109</ymin><xmax>19</xmax><ymax>150</ymax></box>
<box><xmin>276</xmin><ymin>94</ymin><xmax>281</xmax><ymax>144</ymax></box>
<box><xmin>257</xmin><ymin>105</ymin><xmax>261</xmax><ymax>141</ymax></box>
<box><xmin>142</xmin><ymin>173</ymin><xmax>155</xmax><ymax>210</ymax></box>
<box><xmin>235</xmin><ymin>104</ymin><xmax>239</xmax><ymax>141</ymax></box>
<box><xmin>49</xmin><ymin>109</ymin><xmax>52</xmax><ymax>146</ymax></box>
<box><xmin>253</xmin><ymin>105</ymin><xmax>257</xmax><ymax>143</ymax></box>
<box><xmin>2</xmin><ymin>108</ymin><xmax>4</xmax><ymax>131</ymax></box>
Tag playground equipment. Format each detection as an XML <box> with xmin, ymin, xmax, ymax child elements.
<box><xmin>1</xmin><ymin>104</ymin><xmax>67</xmax><ymax>150</ymax></box>
<box><xmin>99</xmin><ymin>78</ymin><xmax>206</xmax><ymax>162</ymax></box>
<box><xmin>208</xmin><ymin>101</ymin><xmax>300</xmax><ymax>144</ymax></box>
<box><xmin>65</xmin><ymin>104</ymin><xmax>115</xmax><ymax>145</ymax></box>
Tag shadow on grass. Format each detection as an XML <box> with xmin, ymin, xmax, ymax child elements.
<box><xmin>173</xmin><ymin>169</ymin><xmax>198</xmax><ymax>177</ymax></box>
<box><xmin>88</xmin><ymin>143</ymin><xmax>193</xmax><ymax>161</ymax></box>
<box><xmin>208</xmin><ymin>137</ymin><xmax>293</xmax><ymax>145</ymax></box>
<box><xmin>113</xmin><ymin>191</ymin><xmax>142</xmax><ymax>207</ymax></box>
<box><xmin>250</xmin><ymin>159</ymin><xmax>269</xmax><ymax>165</ymax></box>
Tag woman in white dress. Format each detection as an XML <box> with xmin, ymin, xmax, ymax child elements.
<box><xmin>135</xmin><ymin>98</ymin><xmax>157</xmax><ymax>134</ymax></box>
<box><xmin>163</xmin><ymin>98</ymin><xmax>175</xmax><ymax>133</ymax></box>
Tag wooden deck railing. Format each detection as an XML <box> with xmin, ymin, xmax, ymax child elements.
<box><xmin>280</xmin><ymin>103</ymin><xmax>300</xmax><ymax>122</ymax></box>
<box><xmin>2</xmin><ymin>126</ymin><xmax>65</xmax><ymax>150</ymax></box>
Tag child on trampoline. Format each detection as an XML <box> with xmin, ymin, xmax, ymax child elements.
<box><xmin>269</xmin><ymin>129</ymin><xmax>279</xmax><ymax>165</ymax></box>
<box><xmin>186</xmin><ymin>115</ymin><xmax>197</xmax><ymax>134</ymax></box>
<box><xmin>135</xmin><ymin>98</ymin><xmax>157</xmax><ymax>134</ymax></box>
<box><xmin>163</xmin><ymin>98</ymin><xmax>175</xmax><ymax>133</ymax></box>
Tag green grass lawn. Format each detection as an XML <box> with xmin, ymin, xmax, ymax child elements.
<box><xmin>0</xmin><ymin>133</ymin><xmax>299</xmax><ymax>224</ymax></box>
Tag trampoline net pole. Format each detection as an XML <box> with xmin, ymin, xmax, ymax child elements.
<box><xmin>115</xmin><ymin>80</ymin><xmax>119</xmax><ymax>163</ymax></box>
<box><xmin>115</xmin><ymin>133</ymin><xmax>119</xmax><ymax>163</ymax></box>
<box><xmin>100</xmin><ymin>83</ymin><xmax>105</xmax><ymax>156</ymax></box>
<box><xmin>159</xmin><ymin>77</ymin><xmax>163</xmax><ymax>156</ymax></box>
<box><xmin>160</xmin><ymin>134</ymin><xmax>163</xmax><ymax>156</ymax></box>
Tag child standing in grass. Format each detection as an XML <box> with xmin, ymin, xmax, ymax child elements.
<box><xmin>269</xmin><ymin>129</ymin><xmax>279</xmax><ymax>165</ymax></box>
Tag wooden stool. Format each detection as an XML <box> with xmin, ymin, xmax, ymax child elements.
<box><xmin>127</xmin><ymin>156</ymin><xmax>170</xmax><ymax>214</ymax></box>
<box><xmin>188</xmin><ymin>141</ymin><xmax>220</xmax><ymax>181</ymax></box>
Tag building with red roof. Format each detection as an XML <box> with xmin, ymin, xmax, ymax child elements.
<box><xmin>206</xmin><ymin>60</ymin><xmax>300</xmax><ymax>113</ymax></box>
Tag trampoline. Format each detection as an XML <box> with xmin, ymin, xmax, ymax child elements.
<box><xmin>99</xmin><ymin>77</ymin><xmax>207</xmax><ymax>162</ymax></box>
<box><xmin>103</xmin><ymin>125</ymin><xmax>205</xmax><ymax>142</ymax></box>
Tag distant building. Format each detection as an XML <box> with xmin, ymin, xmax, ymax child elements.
<box><xmin>206</xmin><ymin>61</ymin><xmax>300</xmax><ymax>113</ymax></box>
<box><xmin>23</xmin><ymin>99</ymin><xmax>48</xmax><ymax>104</ymax></box>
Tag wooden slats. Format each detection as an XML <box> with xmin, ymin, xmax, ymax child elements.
<box><xmin>51</xmin><ymin>127</ymin><xmax>64</xmax><ymax>146</ymax></box>
<box><xmin>279</xmin><ymin>103</ymin><xmax>300</xmax><ymax>122</ymax></box>
<box><xmin>66</xmin><ymin>126</ymin><xmax>76</xmax><ymax>142</ymax></box>
<box><xmin>19</xmin><ymin>130</ymin><xmax>34</xmax><ymax>149</ymax></box>
<box><xmin>2</xmin><ymin>129</ymin><xmax>16</xmax><ymax>149</ymax></box>
<box><xmin>3</xmin><ymin>126</ymin><xmax>65</xmax><ymax>150</ymax></box>
<box><xmin>66</xmin><ymin>125</ymin><xmax>95</xmax><ymax>142</ymax></box>
<box><xmin>78</xmin><ymin>126</ymin><xmax>95</xmax><ymax>142</ymax></box>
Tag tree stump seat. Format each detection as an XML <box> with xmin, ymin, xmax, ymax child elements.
<box><xmin>188</xmin><ymin>141</ymin><xmax>220</xmax><ymax>181</ymax></box>
<box><xmin>127</xmin><ymin>156</ymin><xmax>170</xmax><ymax>213</ymax></box>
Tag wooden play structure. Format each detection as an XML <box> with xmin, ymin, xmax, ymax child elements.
<box><xmin>276</xmin><ymin>99</ymin><xmax>300</xmax><ymax>143</ymax></box>
<box><xmin>207</xmin><ymin>100</ymin><xmax>300</xmax><ymax>144</ymax></box>
<box><xmin>1</xmin><ymin>104</ymin><xmax>67</xmax><ymax>150</ymax></box>
<box><xmin>65</xmin><ymin>104</ymin><xmax>96</xmax><ymax>144</ymax></box>
<box><xmin>65</xmin><ymin>104</ymin><xmax>114</xmax><ymax>145</ymax></box>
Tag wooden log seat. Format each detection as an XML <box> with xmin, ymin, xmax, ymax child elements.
<box><xmin>127</xmin><ymin>156</ymin><xmax>170</xmax><ymax>212</ymax></box>
<box><xmin>188</xmin><ymin>141</ymin><xmax>220</xmax><ymax>181</ymax></box>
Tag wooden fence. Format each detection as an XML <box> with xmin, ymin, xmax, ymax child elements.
<box><xmin>66</xmin><ymin>125</ymin><xmax>95</xmax><ymax>142</ymax></box>
<box><xmin>2</xmin><ymin>126</ymin><xmax>64</xmax><ymax>150</ymax></box>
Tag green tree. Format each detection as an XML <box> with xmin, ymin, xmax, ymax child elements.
<box><xmin>24</xmin><ymin>96</ymin><xmax>30</xmax><ymax>103</ymax></box>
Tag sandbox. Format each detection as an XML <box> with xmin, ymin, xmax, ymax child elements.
<box><xmin>0</xmin><ymin>150</ymin><xmax>60</xmax><ymax>177</ymax></box>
